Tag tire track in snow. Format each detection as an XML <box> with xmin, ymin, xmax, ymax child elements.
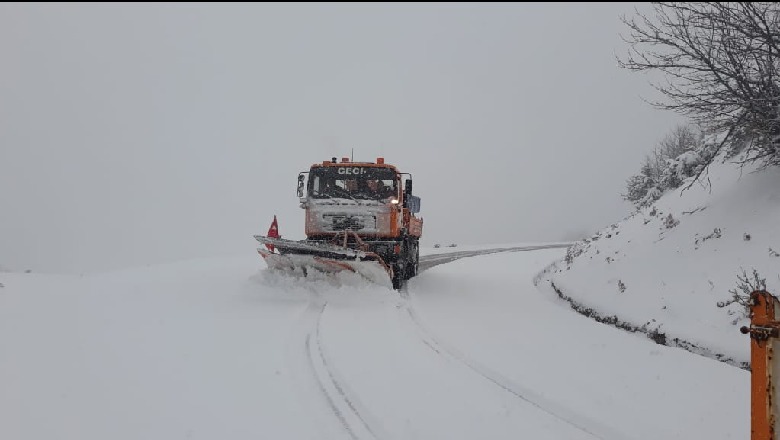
<box><xmin>398</xmin><ymin>287</ymin><xmax>631</xmax><ymax>440</ymax></box>
<box><xmin>296</xmin><ymin>301</ymin><xmax>382</xmax><ymax>440</ymax></box>
<box><xmin>418</xmin><ymin>244</ymin><xmax>571</xmax><ymax>273</ymax></box>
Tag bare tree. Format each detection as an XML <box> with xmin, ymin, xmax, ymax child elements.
<box><xmin>658</xmin><ymin>124</ymin><xmax>702</xmax><ymax>160</ymax></box>
<box><xmin>618</xmin><ymin>2</ymin><xmax>780</xmax><ymax>178</ymax></box>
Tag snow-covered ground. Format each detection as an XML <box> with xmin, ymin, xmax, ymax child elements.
<box><xmin>0</xmin><ymin>246</ymin><xmax>748</xmax><ymax>439</ymax></box>
<box><xmin>540</xmin><ymin>152</ymin><xmax>780</xmax><ymax>368</ymax></box>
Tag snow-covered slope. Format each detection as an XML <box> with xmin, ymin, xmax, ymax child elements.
<box><xmin>540</xmin><ymin>153</ymin><xmax>780</xmax><ymax>367</ymax></box>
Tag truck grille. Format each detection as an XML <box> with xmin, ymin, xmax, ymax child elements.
<box><xmin>322</xmin><ymin>214</ymin><xmax>377</xmax><ymax>232</ymax></box>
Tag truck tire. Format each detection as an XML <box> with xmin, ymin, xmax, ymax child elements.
<box><xmin>406</xmin><ymin>245</ymin><xmax>419</xmax><ymax>279</ymax></box>
<box><xmin>392</xmin><ymin>262</ymin><xmax>404</xmax><ymax>290</ymax></box>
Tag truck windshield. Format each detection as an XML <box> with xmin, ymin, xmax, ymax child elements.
<box><xmin>309</xmin><ymin>167</ymin><xmax>398</xmax><ymax>201</ymax></box>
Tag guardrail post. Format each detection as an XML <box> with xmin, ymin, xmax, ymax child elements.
<box><xmin>741</xmin><ymin>290</ymin><xmax>780</xmax><ymax>440</ymax></box>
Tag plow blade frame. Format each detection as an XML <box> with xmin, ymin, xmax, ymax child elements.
<box><xmin>254</xmin><ymin>233</ymin><xmax>394</xmax><ymax>288</ymax></box>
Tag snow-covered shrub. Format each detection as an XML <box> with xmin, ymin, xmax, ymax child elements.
<box><xmin>663</xmin><ymin>213</ymin><xmax>679</xmax><ymax>229</ymax></box>
<box><xmin>660</xmin><ymin>150</ymin><xmax>703</xmax><ymax>188</ymax></box>
<box><xmin>717</xmin><ymin>268</ymin><xmax>767</xmax><ymax>319</ymax></box>
<box><xmin>638</xmin><ymin>186</ymin><xmax>663</xmax><ymax>208</ymax></box>
<box><xmin>623</xmin><ymin>174</ymin><xmax>655</xmax><ymax>205</ymax></box>
<box><xmin>625</xmin><ymin>124</ymin><xmax>706</xmax><ymax>209</ymax></box>
<box><xmin>564</xmin><ymin>241</ymin><xmax>588</xmax><ymax>267</ymax></box>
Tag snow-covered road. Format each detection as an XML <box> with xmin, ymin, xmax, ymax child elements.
<box><xmin>0</xmin><ymin>247</ymin><xmax>748</xmax><ymax>440</ymax></box>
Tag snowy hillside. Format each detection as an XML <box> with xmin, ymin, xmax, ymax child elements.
<box><xmin>0</xmin><ymin>247</ymin><xmax>747</xmax><ymax>440</ymax></box>
<box><xmin>538</xmin><ymin>152</ymin><xmax>780</xmax><ymax>368</ymax></box>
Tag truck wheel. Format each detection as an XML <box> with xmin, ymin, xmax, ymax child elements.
<box><xmin>414</xmin><ymin>247</ymin><xmax>420</xmax><ymax>275</ymax></box>
<box><xmin>392</xmin><ymin>263</ymin><xmax>404</xmax><ymax>290</ymax></box>
<box><xmin>406</xmin><ymin>246</ymin><xmax>419</xmax><ymax>279</ymax></box>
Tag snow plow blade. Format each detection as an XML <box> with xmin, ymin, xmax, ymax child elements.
<box><xmin>254</xmin><ymin>235</ymin><xmax>394</xmax><ymax>288</ymax></box>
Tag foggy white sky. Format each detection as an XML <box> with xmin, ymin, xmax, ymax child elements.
<box><xmin>0</xmin><ymin>3</ymin><xmax>682</xmax><ymax>273</ymax></box>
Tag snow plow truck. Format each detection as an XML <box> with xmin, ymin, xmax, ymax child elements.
<box><xmin>254</xmin><ymin>157</ymin><xmax>423</xmax><ymax>290</ymax></box>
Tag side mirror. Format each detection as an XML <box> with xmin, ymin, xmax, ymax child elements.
<box><xmin>405</xmin><ymin>179</ymin><xmax>412</xmax><ymax>195</ymax></box>
<box><xmin>407</xmin><ymin>195</ymin><xmax>421</xmax><ymax>213</ymax></box>
<box><xmin>297</xmin><ymin>174</ymin><xmax>305</xmax><ymax>198</ymax></box>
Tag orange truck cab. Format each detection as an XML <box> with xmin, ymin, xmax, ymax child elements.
<box><xmin>296</xmin><ymin>157</ymin><xmax>423</xmax><ymax>288</ymax></box>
